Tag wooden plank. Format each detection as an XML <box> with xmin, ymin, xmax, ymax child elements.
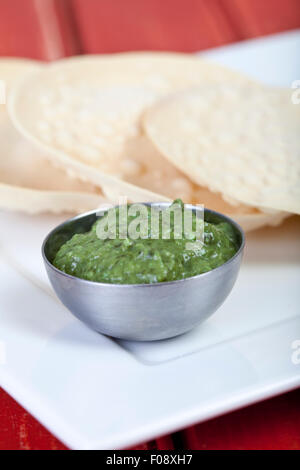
<box><xmin>0</xmin><ymin>0</ymin><xmax>47</xmax><ymax>59</ymax></box>
<box><xmin>52</xmin><ymin>0</ymin><xmax>83</xmax><ymax>56</ymax></box>
<box><xmin>181</xmin><ymin>389</ymin><xmax>300</xmax><ymax>450</ymax></box>
<box><xmin>72</xmin><ymin>0</ymin><xmax>239</xmax><ymax>53</ymax></box>
<box><xmin>130</xmin><ymin>435</ymin><xmax>174</xmax><ymax>450</ymax></box>
<box><xmin>221</xmin><ymin>0</ymin><xmax>300</xmax><ymax>38</ymax></box>
<box><xmin>0</xmin><ymin>388</ymin><xmax>67</xmax><ymax>450</ymax></box>
<box><xmin>0</xmin><ymin>0</ymin><xmax>80</xmax><ymax>60</ymax></box>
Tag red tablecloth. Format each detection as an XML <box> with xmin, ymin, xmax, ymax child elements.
<box><xmin>0</xmin><ymin>0</ymin><xmax>299</xmax><ymax>450</ymax></box>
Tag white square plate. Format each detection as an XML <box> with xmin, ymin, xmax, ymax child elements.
<box><xmin>0</xmin><ymin>30</ymin><xmax>300</xmax><ymax>450</ymax></box>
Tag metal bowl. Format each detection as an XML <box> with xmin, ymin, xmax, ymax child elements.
<box><xmin>42</xmin><ymin>202</ymin><xmax>245</xmax><ymax>341</ymax></box>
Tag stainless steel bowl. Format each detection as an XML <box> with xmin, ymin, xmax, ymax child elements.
<box><xmin>42</xmin><ymin>202</ymin><xmax>245</xmax><ymax>341</ymax></box>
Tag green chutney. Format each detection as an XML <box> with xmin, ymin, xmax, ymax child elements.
<box><xmin>53</xmin><ymin>200</ymin><xmax>239</xmax><ymax>284</ymax></box>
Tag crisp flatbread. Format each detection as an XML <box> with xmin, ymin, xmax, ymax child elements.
<box><xmin>0</xmin><ymin>58</ymin><xmax>104</xmax><ymax>214</ymax></box>
<box><xmin>143</xmin><ymin>83</ymin><xmax>300</xmax><ymax>214</ymax></box>
<box><xmin>119</xmin><ymin>134</ymin><xmax>288</xmax><ymax>231</ymax></box>
<box><xmin>9</xmin><ymin>53</ymin><xmax>288</xmax><ymax>228</ymax></box>
<box><xmin>9</xmin><ymin>53</ymin><xmax>256</xmax><ymax>201</ymax></box>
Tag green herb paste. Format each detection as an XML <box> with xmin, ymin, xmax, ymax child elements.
<box><xmin>53</xmin><ymin>200</ymin><xmax>239</xmax><ymax>284</ymax></box>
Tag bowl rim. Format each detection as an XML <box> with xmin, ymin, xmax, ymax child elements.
<box><xmin>42</xmin><ymin>202</ymin><xmax>245</xmax><ymax>288</ymax></box>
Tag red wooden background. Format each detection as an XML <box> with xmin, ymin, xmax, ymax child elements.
<box><xmin>0</xmin><ymin>0</ymin><xmax>299</xmax><ymax>450</ymax></box>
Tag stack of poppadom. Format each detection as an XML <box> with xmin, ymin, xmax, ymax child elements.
<box><xmin>1</xmin><ymin>53</ymin><xmax>299</xmax><ymax>230</ymax></box>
